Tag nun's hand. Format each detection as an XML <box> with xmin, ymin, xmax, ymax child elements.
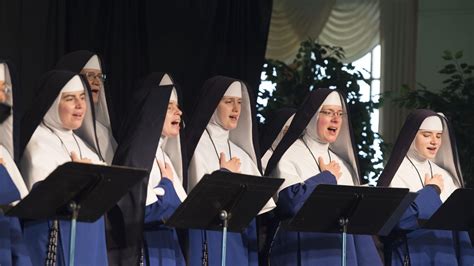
<box><xmin>219</xmin><ymin>152</ymin><xmax>241</xmax><ymax>173</ymax></box>
<box><xmin>0</xmin><ymin>157</ymin><xmax>4</xmax><ymax>165</ymax></box>
<box><xmin>70</xmin><ymin>151</ymin><xmax>92</xmax><ymax>164</ymax></box>
<box><xmin>157</xmin><ymin>159</ymin><xmax>173</xmax><ymax>181</ymax></box>
<box><xmin>425</xmin><ymin>173</ymin><xmax>444</xmax><ymax>192</ymax></box>
<box><xmin>318</xmin><ymin>157</ymin><xmax>342</xmax><ymax>179</ymax></box>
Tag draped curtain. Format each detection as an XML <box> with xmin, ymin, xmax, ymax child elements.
<box><xmin>318</xmin><ymin>0</ymin><xmax>379</xmax><ymax>63</ymax></box>
<box><xmin>265</xmin><ymin>0</ymin><xmax>335</xmax><ymax>62</ymax></box>
<box><xmin>266</xmin><ymin>0</ymin><xmax>379</xmax><ymax>63</ymax></box>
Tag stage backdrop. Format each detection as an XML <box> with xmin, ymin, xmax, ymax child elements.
<box><xmin>0</xmin><ymin>0</ymin><xmax>272</xmax><ymax>129</ymax></box>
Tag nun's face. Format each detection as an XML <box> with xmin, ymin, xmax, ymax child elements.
<box><xmin>162</xmin><ymin>100</ymin><xmax>182</xmax><ymax>137</ymax></box>
<box><xmin>81</xmin><ymin>68</ymin><xmax>102</xmax><ymax>104</ymax></box>
<box><xmin>0</xmin><ymin>81</ymin><xmax>6</xmax><ymax>103</ymax></box>
<box><xmin>414</xmin><ymin>130</ymin><xmax>443</xmax><ymax>159</ymax></box>
<box><xmin>58</xmin><ymin>91</ymin><xmax>87</xmax><ymax>130</ymax></box>
<box><xmin>217</xmin><ymin>96</ymin><xmax>241</xmax><ymax>130</ymax></box>
<box><xmin>317</xmin><ymin>105</ymin><xmax>343</xmax><ymax>143</ymax></box>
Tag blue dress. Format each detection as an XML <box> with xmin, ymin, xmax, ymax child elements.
<box><xmin>0</xmin><ymin>165</ymin><xmax>32</xmax><ymax>266</ymax></box>
<box><xmin>270</xmin><ymin>171</ymin><xmax>382</xmax><ymax>266</ymax></box>
<box><xmin>0</xmin><ymin>165</ymin><xmax>21</xmax><ymax>205</ymax></box>
<box><xmin>144</xmin><ymin>178</ymin><xmax>186</xmax><ymax>266</ymax></box>
<box><xmin>22</xmin><ymin>194</ymin><xmax>108</xmax><ymax>266</ymax></box>
<box><xmin>385</xmin><ymin>185</ymin><xmax>474</xmax><ymax>265</ymax></box>
<box><xmin>188</xmin><ymin>220</ymin><xmax>258</xmax><ymax>266</ymax></box>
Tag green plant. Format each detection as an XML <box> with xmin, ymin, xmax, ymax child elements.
<box><xmin>387</xmin><ymin>50</ymin><xmax>474</xmax><ymax>187</ymax></box>
<box><xmin>258</xmin><ymin>40</ymin><xmax>383</xmax><ymax>184</ymax></box>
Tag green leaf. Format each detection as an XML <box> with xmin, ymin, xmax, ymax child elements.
<box><xmin>455</xmin><ymin>50</ymin><xmax>464</xmax><ymax>59</ymax></box>
<box><xmin>442</xmin><ymin>50</ymin><xmax>453</xmax><ymax>60</ymax></box>
<box><xmin>443</xmin><ymin>69</ymin><xmax>457</xmax><ymax>75</ymax></box>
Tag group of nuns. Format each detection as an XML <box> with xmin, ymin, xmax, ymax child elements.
<box><xmin>0</xmin><ymin>50</ymin><xmax>473</xmax><ymax>266</ymax></box>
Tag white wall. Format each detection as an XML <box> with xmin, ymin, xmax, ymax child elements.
<box><xmin>416</xmin><ymin>0</ymin><xmax>474</xmax><ymax>91</ymax></box>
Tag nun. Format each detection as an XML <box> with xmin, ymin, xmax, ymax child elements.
<box><xmin>260</xmin><ymin>108</ymin><xmax>296</xmax><ymax>172</ymax></box>
<box><xmin>57</xmin><ymin>52</ymin><xmax>143</xmax><ymax>265</ymax></box>
<box><xmin>55</xmin><ymin>51</ymin><xmax>117</xmax><ymax>164</ymax></box>
<box><xmin>186</xmin><ymin>76</ymin><xmax>275</xmax><ymax>266</ymax></box>
<box><xmin>0</xmin><ymin>61</ymin><xmax>31</xmax><ymax>265</ymax></box>
<box><xmin>264</xmin><ymin>88</ymin><xmax>382</xmax><ymax>265</ymax></box>
<box><xmin>112</xmin><ymin>72</ymin><xmax>186</xmax><ymax>265</ymax></box>
<box><xmin>377</xmin><ymin>109</ymin><xmax>474</xmax><ymax>265</ymax></box>
<box><xmin>19</xmin><ymin>70</ymin><xmax>108</xmax><ymax>265</ymax></box>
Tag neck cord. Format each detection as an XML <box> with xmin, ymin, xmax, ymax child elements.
<box><xmin>205</xmin><ymin>128</ymin><xmax>232</xmax><ymax>162</ymax></box>
<box><xmin>301</xmin><ymin>137</ymin><xmax>332</xmax><ymax>172</ymax></box>
<box><xmin>405</xmin><ymin>155</ymin><xmax>433</xmax><ymax>187</ymax></box>
<box><xmin>43</xmin><ymin>122</ymin><xmax>83</xmax><ymax>159</ymax></box>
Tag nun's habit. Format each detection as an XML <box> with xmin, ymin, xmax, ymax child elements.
<box><xmin>55</xmin><ymin>50</ymin><xmax>117</xmax><ymax>164</ymax></box>
<box><xmin>264</xmin><ymin>88</ymin><xmax>381</xmax><ymax>266</ymax></box>
<box><xmin>113</xmin><ymin>72</ymin><xmax>186</xmax><ymax>265</ymax></box>
<box><xmin>377</xmin><ymin>109</ymin><xmax>474</xmax><ymax>266</ymax></box>
<box><xmin>19</xmin><ymin>71</ymin><xmax>108</xmax><ymax>265</ymax></box>
<box><xmin>260</xmin><ymin>108</ymin><xmax>296</xmax><ymax>172</ymax></box>
<box><xmin>186</xmin><ymin>76</ymin><xmax>274</xmax><ymax>266</ymax></box>
<box><xmin>0</xmin><ymin>61</ymin><xmax>32</xmax><ymax>266</ymax></box>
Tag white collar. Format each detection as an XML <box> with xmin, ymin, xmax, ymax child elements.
<box><xmin>406</xmin><ymin>148</ymin><xmax>428</xmax><ymax>164</ymax></box>
<box><xmin>42</xmin><ymin>121</ymin><xmax>74</xmax><ymax>137</ymax></box>
<box><xmin>206</xmin><ymin>121</ymin><xmax>230</xmax><ymax>144</ymax></box>
<box><xmin>302</xmin><ymin>132</ymin><xmax>330</xmax><ymax>152</ymax></box>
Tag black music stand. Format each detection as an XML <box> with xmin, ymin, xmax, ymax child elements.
<box><xmin>166</xmin><ymin>170</ymin><xmax>284</xmax><ymax>266</ymax></box>
<box><xmin>282</xmin><ymin>184</ymin><xmax>415</xmax><ymax>266</ymax></box>
<box><xmin>422</xmin><ymin>188</ymin><xmax>474</xmax><ymax>239</ymax></box>
<box><xmin>7</xmin><ymin>162</ymin><xmax>148</xmax><ymax>266</ymax></box>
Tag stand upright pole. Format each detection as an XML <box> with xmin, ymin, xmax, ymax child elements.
<box><xmin>339</xmin><ymin>218</ymin><xmax>348</xmax><ymax>266</ymax></box>
<box><xmin>69</xmin><ymin>201</ymin><xmax>80</xmax><ymax>266</ymax></box>
<box><xmin>220</xmin><ymin>210</ymin><xmax>229</xmax><ymax>266</ymax></box>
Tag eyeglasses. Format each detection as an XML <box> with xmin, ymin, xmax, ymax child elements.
<box><xmin>83</xmin><ymin>72</ymin><xmax>106</xmax><ymax>82</ymax></box>
<box><xmin>319</xmin><ymin>110</ymin><xmax>346</xmax><ymax>118</ymax></box>
<box><xmin>0</xmin><ymin>84</ymin><xmax>12</xmax><ymax>94</ymax></box>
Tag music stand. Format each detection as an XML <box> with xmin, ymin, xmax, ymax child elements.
<box><xmin>282</xmin><ymin>184</ymin><xmax>415</xmax><ymax>266</ymax></box>
<box><xmin>166</xmin><ymin>170</ymin><xmax>283</xmax><ymax>266</ymax></box>
<box><xmin>421</xmin><ymin>188</ymin><xmax>474</xmax><ymax>237</ymax></box>
<box><xmin>7</xmin><ymin>162</ymin><xmax>148</xmax><ymax>266</ymax></box>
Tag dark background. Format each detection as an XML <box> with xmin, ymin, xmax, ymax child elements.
<box><xmin>0</xmin><ymin>0</ymin><xmax>272</xmax><ymax>124</ymax></box>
